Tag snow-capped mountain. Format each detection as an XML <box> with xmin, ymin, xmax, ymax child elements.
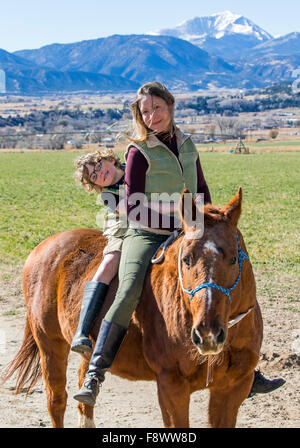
<box><xmin>150</xmin><ymin>11</ymin><xmax>273</xmax><ymax>60</ymax></box>
<box><xmin>3</xmin><ymin>11</ymin><xmax>299</xmax><ymax>93</ymax></box>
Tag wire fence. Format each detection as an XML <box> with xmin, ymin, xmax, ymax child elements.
<box><xmin>0</xmin><ymin>127</ymin><xmax>239</xmax><ymax>150</ymax></box>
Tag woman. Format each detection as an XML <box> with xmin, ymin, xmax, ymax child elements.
<box><xmin>74</xmin><ymin>82</ymin><xmax>284</xmax><ymax>405</ymax></box>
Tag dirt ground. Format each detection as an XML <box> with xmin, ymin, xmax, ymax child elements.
<box><xmin>0</xmin><ymin>263</ymin><xmax>299</xmax><ymax>429</ymax></box>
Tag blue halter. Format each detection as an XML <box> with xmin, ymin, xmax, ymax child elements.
<box><xmin>179</xmin><ymin>232</ymin><xmax>249</xmax><ymax>303</ymax></box>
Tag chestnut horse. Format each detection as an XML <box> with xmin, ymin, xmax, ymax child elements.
<box><xmin>2</xmin><ymin>188</ymin><xmax>263</xmax><ymax>428</ymax></box>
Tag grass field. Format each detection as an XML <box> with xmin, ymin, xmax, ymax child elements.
<box><xmin>0</xmin><ymin>150</ymin><xmax>299</xmax><ymax>311</ymax></box>
<box><xmin>196</xmin><ymin>140</ymin><xmax>300</xmax><ymax>153</ymax></box>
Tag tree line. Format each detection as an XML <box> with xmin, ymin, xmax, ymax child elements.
<box><xmin>177</xmin><ymin>90</ymin><xmax>300</xmax><ymax>116</ymax></box>
<box><xmin>0</xmin><ymin>107</ymin><xmax>127</xmax><ymax>149</ymax></box>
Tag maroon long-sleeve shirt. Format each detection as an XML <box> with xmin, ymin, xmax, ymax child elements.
<box><xmin>125</xmin><ymin>131</ymin><xmax>211</xmax><ymax>231</ymax></box>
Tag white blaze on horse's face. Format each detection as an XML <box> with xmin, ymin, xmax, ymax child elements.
<box><xmin>190</xmin><ymin>238</ymin><xmax>229</xmax><ymax>355</ymax></box>
<box><xmin>203</xmin><ymin>240</ymin><xmax>218</xmax><ymax>311</ymax></box>
<box><xmin>203</xmin><ymin>240</ymin><xmax>219</xmax><ymax>256</ymax></box>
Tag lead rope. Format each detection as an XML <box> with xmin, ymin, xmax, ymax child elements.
<box><xmin>151</xmin><ymin>230</ymin><xmax>179</xmax><ymax>264</ymax></box>
<box><xmin>206</xmin><ymin>356</ymin><xmax>214</xmax><ymax>387</ymax></box>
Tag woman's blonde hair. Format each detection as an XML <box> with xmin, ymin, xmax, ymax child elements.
<box><xmin>74</xmin><ymin>148</ymin><xmax>122</xmax><ymax>193</ymax></box>
<box><xmin>127</xmin><ymin>82</ymin><xmax>175</xmax><ymax>143</ymax></box>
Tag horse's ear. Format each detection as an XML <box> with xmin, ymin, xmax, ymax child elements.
<box><xmin>223</xmin><ymin>187</ymin><xmax>242</xmax><ymax>226</ymax></box>
<box><xmin>179</xmin><ymin>189</ymin><xmax>198</xmax><ymax>231</ymax></box>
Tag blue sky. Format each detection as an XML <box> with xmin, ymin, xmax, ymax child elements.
<box><xmin>1</xmin><ymin>0</ymin><xmax>300</xmax><ymax>52</ymax></box>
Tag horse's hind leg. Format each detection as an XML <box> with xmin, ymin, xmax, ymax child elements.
<box><xmin>35</xmin><ymin>331</ymin><xmax>69</xmax><ymax>428</ymax></box>
<box><xmin>76</xmin><ymin>356</ymin><xmax>96</xmax><ymax>428</ymax></box>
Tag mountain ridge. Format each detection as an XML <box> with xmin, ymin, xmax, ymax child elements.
<box><xmin>0</xmin><ymin>47</ymin><xmax>139</xmax><ymax>94</ymax></box>
<box><xmin>0</xmin><ymin>11</ymin><xmax>299</xmax><ymax>94</ymax></box>
<box><xmin>13</xmin><ymin>34</ymin><xmax>237</xmax><ymax>90</ymax></box>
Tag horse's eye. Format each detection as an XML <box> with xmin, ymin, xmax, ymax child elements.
<box><xmin>217</xmin><ymin>246</ymin><xmax>225</xmax><ymax>256</ymax></box>
<box><xmin>183</xmin><ymin>256</ymin><xmax>191</xmax><ymax>267</ymax></box>
<box><xmin>230</xmin><ymin>256</ymin><xmax>237</xmax><ymax>265</ymax></box>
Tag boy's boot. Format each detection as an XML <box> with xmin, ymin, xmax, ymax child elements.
<box><xmin>71</xmin><ymin>281</ymin><xmax>109</xmax><ymax>353</ymax></box>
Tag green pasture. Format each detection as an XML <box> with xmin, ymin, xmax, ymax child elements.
<box><xmin>248</xmin><ymin>140</ymin><xmax>300</xmax><ymax>147</ymax></box>
<box><xmin>196</xmin><ymin>139</ymin><xmax>300</xmax><ymax>152</ymax></box>
<box><xmin>0</xmin><ymin>151</ymin><xmax>299</xmax><ymax>283</ymax></box>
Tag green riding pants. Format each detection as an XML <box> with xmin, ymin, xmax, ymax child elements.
<box><xmin>104</xmin><ymin>228</ymin><xmax>169</xmax><ymax>328</ymax></box>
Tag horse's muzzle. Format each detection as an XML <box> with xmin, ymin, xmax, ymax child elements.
<box><xmin>191</xmin><ymin>324</ymin><xmax>227</xmax><ymax>355</ymax></box>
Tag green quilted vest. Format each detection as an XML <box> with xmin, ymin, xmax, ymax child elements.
<box><xmin>125</xmin><ymin>127</ymin><xmax>198</xmax><ymax>199</ymax></box>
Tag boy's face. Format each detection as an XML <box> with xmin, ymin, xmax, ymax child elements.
<box><xmin>86</xmin><ymin>160</ymin><xmax>119</xmax><ymax>187</ymax></box>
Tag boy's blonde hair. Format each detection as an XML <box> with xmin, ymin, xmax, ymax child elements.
<box><xmin>74</xmin><ymin>148</ymin><xmax>122</xmax><ymax>193</ymax></box>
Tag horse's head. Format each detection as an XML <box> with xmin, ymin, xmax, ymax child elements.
<box><xmin>178</xmin><ymin>187</ymin><xmax>244</xmax><ymax>355</ymax></box>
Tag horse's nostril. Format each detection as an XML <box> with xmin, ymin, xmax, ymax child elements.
<box><xmin>192</xmin><ymin>328</ymin><xmax>202</xmax><ymax>346</ymax></box>
<box><xmin>217</xmin><ymin>328</ymin><xmax>226</xmax><ymax>344</ymax></box>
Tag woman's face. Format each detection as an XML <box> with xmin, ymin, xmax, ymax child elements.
<box><xmin>86</xmin><ymin>160</ymin><xmax>117</xmax><ymax>187</ymax></box>
<box><xmin>139</xmin><ymin>94</ymin><xmax>172</xmax><ymax>134</ymax></box>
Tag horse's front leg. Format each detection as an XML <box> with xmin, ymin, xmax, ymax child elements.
<box><xmin>208</xmin><ymin>372</ymin><xmax>254</xmax><ymax>428</ymax></box>
<box><xmin>156</xmin><ymin>370</ymin><xmax>190</xmax><ymax>428</ymax></box>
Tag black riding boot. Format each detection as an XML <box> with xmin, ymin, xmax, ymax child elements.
<box><xmin>73</xmin><ymin>319</ymin><xmax>127</xmax><ymax>406</ymax></box>
<box><xmin>248</xmin><ymin>370</ymin><xmax>286</xmax><ymax>398</ymax></box>
<box><xmin>71</xmin><ymin>281</ymin><xmax>109</xmax><ymax>354</ymax></box>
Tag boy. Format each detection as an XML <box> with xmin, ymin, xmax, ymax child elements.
<box><xmin>71</xmin><ymin>149</ymin><xmax>126</xmax><ymax>353</ymax></box>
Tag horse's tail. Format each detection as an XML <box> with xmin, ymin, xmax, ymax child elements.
<box><xmin>1</xmin><ymin>317</ymin><xmax>42</xmax><ymax>395</ymax></box>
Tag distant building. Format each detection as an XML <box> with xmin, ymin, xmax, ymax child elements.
<box><xmin>0</xmin><ymin>70</ymin><xmax>6</xmax><ymax>93</ymax></box>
